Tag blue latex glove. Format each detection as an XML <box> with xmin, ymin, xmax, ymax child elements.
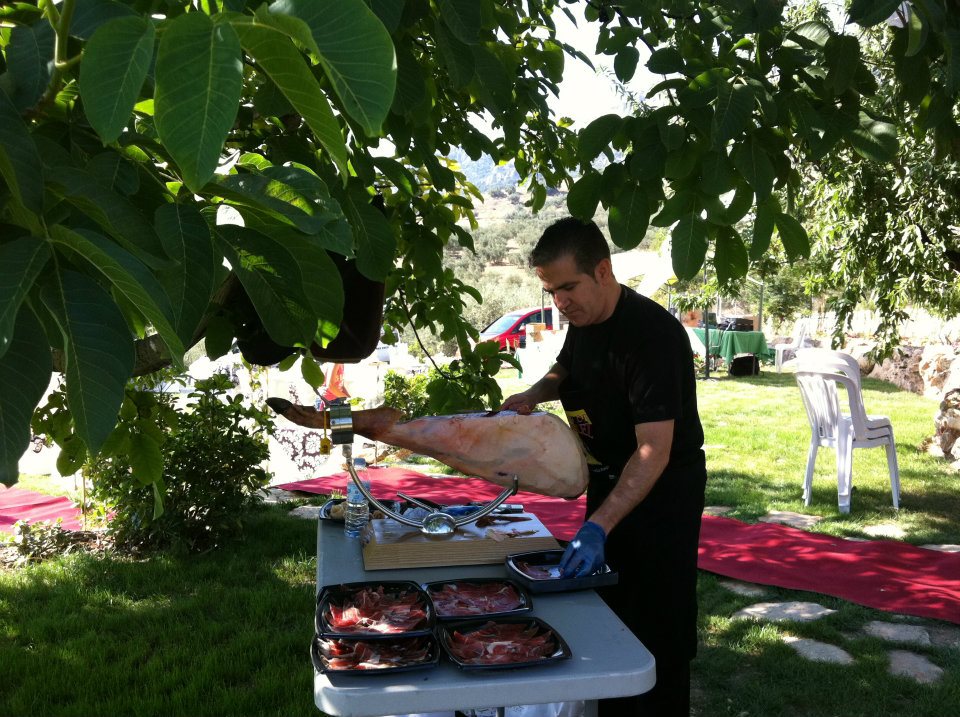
<box><xmin>559</xmin><ymin>521</ymin><xmax>606</xmax><ymax>578</ymax></box>
<box><xmin>443</xmin><ymin>505</ymin><xmax>481</xmax><ymax>518</ymax></box>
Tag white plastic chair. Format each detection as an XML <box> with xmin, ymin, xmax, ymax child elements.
<box><xmin>795</xmin><ymin>349</ymin><xmax>900</xmax><ymax>513</ymax></box>
<box><xmin>775</xmin><ymin>319</ymin><xmax>809</xmax><ymax>372</ymax></box>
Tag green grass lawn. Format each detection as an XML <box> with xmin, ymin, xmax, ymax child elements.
<box><xmin>2</xmin><ymin>367</ymin><xmax>958</xmax><ymax>716</ymax></box>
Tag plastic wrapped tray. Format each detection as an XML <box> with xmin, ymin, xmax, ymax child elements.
<box><xmin>437</xmin><ymin>616</ymin><xmax>571</xmax><ymax>671</ymax></box>
<box><xmin>311</xmin><ymin>633</ymin><xmax>439</xmax><ymax>674</ymax></box>
<box><xmin>422</xmin><ymin>577</ymin><xmax>533</xmax><ymax>620</ymax></box>
<box><xmin>318</xmin><ymin>498</ymin><xmax>402</xmax><ymax>522</ymax></box>
<box><xmin>316</xmin><ymin>580</ymin><xmax>436</xmax><ymax>638</ymax></box>
<box><xmin>505</xmin><ymin>549</ymin><xmax>618</xmax><ymax>593</ymax></box>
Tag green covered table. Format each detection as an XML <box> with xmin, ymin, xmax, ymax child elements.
<box><xmin>691</xmin><ymin>328</ymin><xmax>773</xmax><ymax>366</ymax></box>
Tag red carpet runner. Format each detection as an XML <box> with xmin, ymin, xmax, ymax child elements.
<box><xmin>698</xmin><ymin>515</ymin><xmax>960</xmax><ymax>624</ymax></box>
<box><xmin>280</xmin><ymin>469</ymin><xmax>960</xmax><ymax>624</ymax></box>
<box><xmin>0</xmin><ymin>485</ymin><xmax>84</xmax><ymax>532</ymax></box>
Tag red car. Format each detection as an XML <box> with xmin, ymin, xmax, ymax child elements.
<box><xmin>478</xmin><ymin>307</ymin><xmax>560</xmax><ymax>352</ymax></box>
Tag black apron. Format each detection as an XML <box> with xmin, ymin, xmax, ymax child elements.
<box><xmin>557</xmin><ymin>344</ymin><xmax>705</xmax><ymax>666</ymax></box>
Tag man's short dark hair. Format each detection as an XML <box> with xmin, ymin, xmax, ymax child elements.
<box><xmin>529</xmin><ymin>217</ymin><xmax>611</xmax><ymax>275</ymax></box>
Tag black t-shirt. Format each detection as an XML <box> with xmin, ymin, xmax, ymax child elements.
<box><xmin>556</xmin><ymin>285</ymin><xmax>705</xmax><ymax>498</ymax></box>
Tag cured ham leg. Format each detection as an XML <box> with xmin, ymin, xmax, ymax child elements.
<box><xmin>266</xmin><ymin>399</ymin><xmax>588</xmax><ymax>498</ymax></box>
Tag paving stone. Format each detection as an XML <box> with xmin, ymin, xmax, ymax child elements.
<box><xmin>704</xmin><ymin>506</ymin><xmax>734</xmax><ymax>516</ymax></box>
<box><xmin>864</xmin><ymin>621</ymin><xmax>931</xmax><ymax>646</ymax></box>
<box><xmin>758</xmin><ymin>510</ymin><xmax>823</xmax><ymax>529</ymax></box>
<box><xmin>928</xmin><ymin>625</ymin><xmax>960</xmax><ymax>649</ymax></box>
<box><xmin>862</xmin><ymin>523</ymin><xmax>907</xmax><ymax>539</ymax></box>
<box><xmin>719</xmin><ymin>580</ymin><xmax>767</xmax><ymax>597</ymax></box>
<box><xmin>258</xmin><ymin>487</ymin><xmax>299</xmax><ymax>504</ymax></box>
<box><xmin>888</xmin><ymin>650</ymin><xmax>944</xmax><ymax>684</ymax></box>
<box><xmin>288</xmin><ymin>505</ymin><xmax>322</xmax><ymax>520</ymax></box>
<box><xmin>732</xmin><ymin>601</ymin><xmax>836</xmax><ymax>623</ymax></box>
<box><xmin>920</xmin><ymin>543</ymin><xmax>960</xmax><ymax>553</ymax></box>
<box><xmin>782</xmin><ymin>636</ymin><xmax>854</xmax><ymax>664</ymax></box>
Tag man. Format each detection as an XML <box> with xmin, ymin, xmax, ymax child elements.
<box><xmin>501</xmin><ymin>217</ymin><xmax>707</xmax><ymax>716</ymax></box>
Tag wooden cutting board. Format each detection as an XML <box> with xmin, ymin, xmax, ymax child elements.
<box><xmin>360</xmin><ymin>512</ymin><xmax>559</xmax><ymax>570</ymax></box>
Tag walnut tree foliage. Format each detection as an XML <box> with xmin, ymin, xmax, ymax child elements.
<box><xmin>2</xmin><ymin>0</ymin><xmax>960</xmax><ymax>484</ymax></box>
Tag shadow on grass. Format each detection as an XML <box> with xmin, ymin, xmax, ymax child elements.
<box><xmin>0</xmin><ymin>506</ymin><xmax>320</xmax><ymax>717</ymax></box>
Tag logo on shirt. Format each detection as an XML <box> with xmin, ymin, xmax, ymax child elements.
<box><xmin>564</xmin><ymin>408</ymin><xmax>600</xmax><ymax>465</ymax></box>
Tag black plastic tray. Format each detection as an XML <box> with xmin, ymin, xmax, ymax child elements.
<box><xmin>422</xmin><ymin>577</ymin><xmax>533</xmax><ymax>620</ymax></box>
<box><xmin>505</xmin><ymin>549</ymin><xmax>619</xmax><ymax>593</ymax></box>
<box><xmin>311</xmin><ymin>634</ymin><xmax>439</xmax><ymax>674</ymax></box>
<box><xmin>437</xmin><ymin>616</ymin><xmax>571</xmax><ymax>671</ymax></box>
<box><xmin>316</xmin><ymin>580</ymin><xmax>436</xmax><ymax>638</ymax></box>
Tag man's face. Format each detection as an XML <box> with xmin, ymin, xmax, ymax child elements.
<box><xmin>535</xmin><ymin>254</ymin><xmax>612</xmax><ymax>327</ymax></box>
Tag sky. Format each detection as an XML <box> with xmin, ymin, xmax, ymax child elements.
<box><xmin>549</xmin><ymin>8</ymin><xmax>654</xmax><ymax>129</ymax></box>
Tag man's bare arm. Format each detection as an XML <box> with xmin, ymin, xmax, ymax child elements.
<box><xmin>500</xmin><ymin>362</ymin><xmax>568</xmax><ymax>414</ymax></box>
<box><xmin>587</xmin><ymin>419</ymin><xmax>674</xmax><ymax>534</ymax></box>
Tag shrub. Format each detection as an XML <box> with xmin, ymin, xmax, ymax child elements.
<box><xmin>88</xmin><ymin>375</ymin><xmax>274</xmax><ymax>553</ymax></box>
<box><xmin>10</xmin><ymin>519</ymin><xmax>72</xmax><ymax>564</ymax></box>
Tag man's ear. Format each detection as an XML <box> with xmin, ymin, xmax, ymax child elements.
<box><xmin>594</xmin><ymin>257</ymin><xmax>613</xmax><ymax>283</ymax></box>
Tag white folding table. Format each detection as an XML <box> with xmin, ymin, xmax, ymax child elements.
<box><xmin>314</xmin><ymin>519</ymin><xmax>656</xmax><ymax>717</ymax></box>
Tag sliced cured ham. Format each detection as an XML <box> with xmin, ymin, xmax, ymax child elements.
<box><xmin>317</xmin><ymin>636</ymin><xmax>435</xmax><ymax>671</ymax></box>
<box><xmin>265</xmin><ymin>400</ymin><xmax>588</xmax><ymax>498</ymax></box>
<box><xmin>320</xmin><ymin>584</ymin><xmax>430</xmax><ymax>635</ymax></box>
<box><xmin>443</xmin><ymin>620</ymin><xmax>562</xmax><ymax>666</ymax></box>
<box><xmin>426</xmin><ymin>580</ymin><xmax>526</xmax><ymax>618</ymax></box>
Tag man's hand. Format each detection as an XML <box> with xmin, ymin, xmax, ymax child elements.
<box><xmin>500</xmin><ymin>390</ymin><xmax>537</xmax><ymax>414</ymax></box>
<box><xmin>558</xmin><ymin>521</ymin><xmax>606</xmax><ymax>577</ymax></box>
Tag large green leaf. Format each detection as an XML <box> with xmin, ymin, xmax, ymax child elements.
<box><xmin>41</xmin><ymin>270</ymin><xmax>135</xmax><ymax>455</ymax></box>
<box><xmin>0</xmin><ymin>237</ymin><xmax>50</xmax><ymax>360</ymax></box>
<box><xmin>848</xmin><ymin>114</ymin><xmax>899</xmax><ymax>162</ymax></box>
<box><xmin>154</xmin><ymin>203</ymin><xmax>217</xmax><ymax>346</ymax></box>
<box><xmin>216</xmin><ymin>171</ymin><xmax>338</xmax><ymax>234</ymax></box>
<box><xmin>749</xmin><ymin>195</ymin><xmax>779</xmax><ymax>260</ymax></box>
<box><xmin>216</xmin><ymin>225</ymin><xmax>317</xmax><ymax>348</ymax></box>
<box><xmin>271</xmin><ymin>234</ymin><xmax>343</xmax><ymax>347</ymax></box>
<box><xmin>435</xmin><ymin>22</ymin><xmax>475</xmax><ymax>88</ymax></box>
<box><xmin>154</xmin><ymin>13</ymin><xmax>243</xmax><ymax>192</ymax></box>
<box><xmin>129</xmin><ymin>432</ymin><xmax>163</xmax><ymax>486</ymax></box>
<box><xmin>269</xmin><ymin>0</ymin><xmax>396</xmax><ymax>136</ymax></box>
<box><xmin>848</xmin><ymin>0</ymin><xmax>903</xmax><ymax>27</ymax></box>
<box><xmin>0</xmin><ymin>307</ymin><xmax>52</xmax><ymax>485</ymax></box>
<box><xmin>232</xmin><ymin>18</ymin><xmax>348</xmax><ymax>180</ymax></box>
<box><xmin>0</xmin><ymin>87</ymin><xmax>45</xmax><ymax>214</ymax></box>
<box><xmin>80</xmin><ymin>16</ymin><xmax>155</xmax><ymax>144</ymax></box>
<box><xmin>711</xmin><ymin>82</ymin><xmax>754</xmax><ymax>149</ymax></box>
<box><xmin>943</xmin><ymin>27</ymin><xmax>960</xmax><ymax>96</ymax></box>
<box><xmin>437</xmin><ymin>0</ymin><xmax>481</xmax><ymax>45</ymax></box>
<box><xmin>49</xmin><ymin>225</ymin><xmax>185</xmax><ymax>364</ymax></box>
<box><xmin>567</xmin><ymin>171</ymin><xmax>603</xmax><ymax>222</ymax></box>
<box><xmin>608</xmin><ymin>184</ymin><xmax>650</xmax><ymax>250</ymax></box>
<box><xmin>70</xmin><ymin>0</ymin><xmax>137</xmax><ymax>40</ymax></box>
<box><xmin>732</xmin><ymin>137</ymin><xmax>775</xmax><ymax>200</ymax></box>
<box><xmin>341</xmin><ymin>189</ymin><xmax>396</xmax><ymax>281</ymax></box>
<box><xmin>46</xmin><ymin>166</ymin><xmax>167</xmax><ymax>261</ymax></box>
<box><xmin>87</xmin><ymin>151</ymin><xmax>140</xmax><ymax>197</ymax></box>
<box><xmin>578</xmin><ymin>114</ymin><xmax>623</xmax><ymax>164</ymax></box>
<box><xmin>699</xmin><ymin>151</ymin><xmax>736</xmax><ymax>194</ymax></box>
<box><xmin>713</xmin><ymin>227</ymin><xmax>748</xmax><ymax>284</ymax></box>
<box><xmin>2</xmin><ymin>22</ymin><xmax>54</xmax><ymax>111</ymax></box>
<box><xmin>647</xmin><ymin>47</ymin><xmax>685</xmax><ymax>75</ymax></box>
<box><xmin>791</xmin><ymin>21</ymin><xmax>832</xmax><ymax>49</ymax></box>
<box><xmin>823</xmin><ymin>34</ymin><xmax>860</xmax><ymax>95</ymax></box>
<box><xmin>671</xmin><ymin>214</ymin><xmax>709</xmax><ymax>279</ymax></box>
<box><xmin>776</xmin><ymin>213</ymin><xmax>810</xmax><ymax>261</ymax></box>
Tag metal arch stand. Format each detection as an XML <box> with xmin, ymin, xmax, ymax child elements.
<box><xmin>328</xmin><ymin>400</ymin><xmax>519</xmax><ymax>536</ymax></box>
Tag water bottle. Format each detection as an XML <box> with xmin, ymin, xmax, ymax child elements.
<box><xmin>343</xmin><ymin>480</ymin><xmax>370</xmax><ymax>538</ymax></box>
